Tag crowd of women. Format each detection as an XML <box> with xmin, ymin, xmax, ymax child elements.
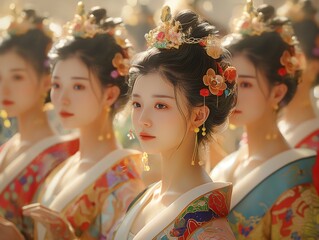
<box><xmin>0</xmin><ymin>0</ymin><xmax>318</xmax><ymax>239</ymax></box>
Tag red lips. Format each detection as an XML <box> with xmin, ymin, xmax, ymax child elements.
<box><xmin>59</xmin><ymin>111</ymin><xmax>74</xmax><ymax>118</ymax></box>
<box><xmin>139</xmin><ymin>132</ymin><xmax>156</xmax><ymax>141</ymax></box>
<box><xmin>2</xmin><ymin>100</ymin><xmax>14</xmax><ymax>106</ymax></box>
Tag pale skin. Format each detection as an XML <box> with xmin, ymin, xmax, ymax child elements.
<box><xmin>0</xmin><ymin>51</ymin><xmax>54</xmax><ymax>171</ymax></box>
<box><xmin>0</xmin><ymin>50</ymin><xmax>54</xmax><ymax>239</ymax></box>
<box><xmin>23</xmin><ymin>56</ymin><xmax>121</xmax><ymax>239</ymax></box>
<box><xmin>129</xmin><ymin>72</ymin><xmax>234</xmax><ymax>237</ymax></box>
<box><xmin>223</xmin><ymin>54</ymin><xmax>291</xmax><ymax>185</ymax></box>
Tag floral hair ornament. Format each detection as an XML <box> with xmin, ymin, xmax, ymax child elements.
<box><xmin>144</xmin><ymin>5</ymin><xmax>223</xmax><ymax>60</ymax></box>
<box><xmin>1</xmin><ymin>4</ymin><xmax>53</xmax><ymax>39</ymax></box>
<box><xmin>61</xmin><ymin>2</ymin><xmax>132</xmax><ymax>79</ymax></box>
<box><xmin>201</xmin><ymin>64</ymin><xmax>237</xmax><ymax>107</ymax></box>
<box><xmin>233</xmin><ymin>0</ymin><xmax>302</xmax><ymax>78</ymax></box>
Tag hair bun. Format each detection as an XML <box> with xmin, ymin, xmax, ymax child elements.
<box><xmin>89</xmin><ymin>6</ymin><xmax>107</xmax><ymax>24</ymax></box>
<box><xmin>300</xmin><ymin>0</ymin><xmax>317</xmax><ymax>16</ymax></box>
<box><xmin>257</xmin><ymin>4</ymin><xmax>275</xmax><ymax>22</ymax></box>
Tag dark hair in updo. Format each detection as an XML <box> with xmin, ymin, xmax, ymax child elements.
<box><xmin>225</xmin><ymin>4</ymin><xmax>300</xmax><ymax>108</ymax></box>
<box><xmin>0</xmin><ymin>9</ymin><xmax>52</xmax><ymax>76</ymax></box>
<box><xmin>129</xmin><ymin>10</ymin><xmax>237</xmax><ymax>145</ymax></box>
<box><xmin>50</xmin><ymin>7</ymin><xmax>130</xmax><ymax>115</ymax></box>
<box><xmin>290</xmin><ymin>0</ymin><xmax>319</xmax><ymax>60</ymax></box>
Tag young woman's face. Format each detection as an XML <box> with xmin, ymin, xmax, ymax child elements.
<box><xmin>230</xmin><ymin>54</ymin><xmax>271</xmax><ymax>126</ymax></box>
<box><xmin>131</xmin><ymin>72</ymin><xmax>188</xmax><ymax>154</ymax></box>
<box><xmin>0</xmin><ymin>51</ymin><xmax>44</xmax><ymax>117</ymax></box>
<box><xmin>51</xmin><ymin>57</ymin><xmax>104</xmax><ymax>129</ymax></box>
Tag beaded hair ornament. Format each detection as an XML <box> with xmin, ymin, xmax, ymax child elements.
<box><xmin>60</xmin><ymin>1</ymin><xmax>131</xmax><ymax>78</ymax></box>
<box><xmin>232</xmin><ymin>0</ymin><xmax>302</xmax><ymax>78</ymax></box>
<box><xmin>145</xmin><ymin>5</ymin><xmax>237</xmax><ymax>101</ymax></box>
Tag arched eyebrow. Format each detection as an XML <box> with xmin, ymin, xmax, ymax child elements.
<box><xmin>132</xmin><ymin>93</ymin><xmax>175</xmax><ymax>99</ymax></box>
<box><xmin>11</xmin><ymin>68</ymin><xmax>27</xmax><ymax>72</ymax></box>
<box><xmin>238</xmin><ymin>74</ymin><xmax>256</xmax><ymax>79</ymax></box>
<box><xmin>52</xmin><ymin>76</ymin><xmax>89</xmax><ymax>81</ymax></box>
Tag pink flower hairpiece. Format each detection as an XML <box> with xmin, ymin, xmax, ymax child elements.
<box><xmin>144</xmin><ymin>6</ymin><xmax>184</xmax><ymax>49</ymax></box>
<box><xmin>145</xmin><ymin>6</ymin><xmax>224</xmax><ymax>59</ymax></box>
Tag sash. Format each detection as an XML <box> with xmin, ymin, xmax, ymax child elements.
<box><xmin>114</xmin><ymin>181</ymin><xmax>231</xmax><ymax>240</ymax></box>
<box><xmin>229</xmin><ymin>149</ymin><xmax>316</xmax><ymax>225</ymax></box>
<box><xmin>0</xmin><ymin>133</ymin><xmax>77</xmax><ymax>193</ymax></box>
<box><xmin>37</xmin><ymin>148</ymin><xmax>140</xmax><ymax>239</ymax></box>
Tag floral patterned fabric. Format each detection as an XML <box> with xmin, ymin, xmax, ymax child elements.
<box><xmin>38</xmin><ymin>153</ymin><xmax>145</xmax><ymax>240</ymax></box>
<box><xmin>155</xmin><ymin>185</ymin><xmax>232</xmax><ymax>240</ymax></box>
<box><xmin>0</xmin><ymin>136</ymin><xmax>79</xmax><ymax>239</ymax></box>
<box><xmin>113</xmin><ymin>182</ymin><xmax>234</xmax><ymax>240</ymax></box>
<box><xmin>228</xmin><ymin>155</ymin><xmax>319</xmax><ymax>239</ymax></box>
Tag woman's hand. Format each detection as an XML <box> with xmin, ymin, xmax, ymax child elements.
<box><xmin>0</xmin><ymin>216</ymin><xmax>25</xmax><ymax>240</ymax></box>
<box><xmin>23</xmin><ymin>203</ymin><xmax>77</xmax><ymax>240</ymax></box>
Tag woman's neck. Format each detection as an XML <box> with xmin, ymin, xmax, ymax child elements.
<box><xmin>245</xmin><ymin>120</ymin><xmax>290</xmax><ymax>162</ymax></box>
<box><xmin>78</xmin><ymin>119</ymin><xmax>119</xmax><ymax>162</ymax></box>
<box><xmin>17</xmin><ymin>105</ymin><xmax>54</xmax><ymax>144</ymax></box>
<box><xmin>159</xmin><ymin>134</ymin><xmax>212</xmax><ymax>197</ymax></box>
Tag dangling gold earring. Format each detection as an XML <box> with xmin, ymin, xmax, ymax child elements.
<box><xmin>142</xmin><ymin>152</ymin><xmax>150</xmax><ymax>171</ymax></box>
<box><xmin>192</xmin><ymin>127</ymin><xmax>199</xmax><ymax>165</ymax></box>
<box><xmin>265</xmin><ymin>104</ymin><xmax>279</xmax><ymax>140</ymax></box>
<box><xmin>201</xmin><ymin>97</ymin><xmax>207</xmax><ymax>137</ymax></box>
<box><xmin>0</xmin><ymin>110</ymin><xmax>11</xmax><ymax>128</ymax></box>
<box><xmin>98</xmin><ymin>106</ymin><xmax>111</xmax><ymax>141</ymax></box>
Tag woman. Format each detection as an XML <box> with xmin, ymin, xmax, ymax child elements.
<box><xmin>211</xmin><ymin>1</ymin><xmax>319</xmax><ymax>239</ymax></box>
<box><xmin>23</xmin><ymin>3</ymin><xmax>145</xmax><ymax>240</ymax></box>
<box><xmin>0</xmin><ymin>6</ymin><xmax>79</xmax><ymax>240</ymax></box>
<box><xmin>278</xmin><ymin>0</ymin><xmax>319</xmax><ymax>151</ymax></box>
<box><xmin>114</xmin><ymin>6</ymin><xmax>237</xmax><ymax>239</ymax></box>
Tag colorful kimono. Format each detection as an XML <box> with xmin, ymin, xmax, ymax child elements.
<box><xmin>282</xmin><ymin>118</ymin><xmax>319</xmax><ymax>151</ymax></box>
<box><xmin>211</xmin><ymin>148</ymin><xmax>319</xmax><ymax>239</ymax></box>
<box><xmin>0</xmin><ymin>133</ymin><xmax>79</xmax><ymax>239</ymax></box>
<box><xmin>113</xmin><ymin>181</ymin><xmax>235</xmax><ymax>240</ymax></box>
<box><xmin>34</xmin><ymin>148</ymin><xmax>145</xmax><ymax>240</ymax></box>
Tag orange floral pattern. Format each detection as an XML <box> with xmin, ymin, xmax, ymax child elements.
<box><xmin>112</xmin><ymin>53</ymin><xmax>130</xmax><ymax>76</ymax></box>
<box><xmin>203</xmin><ymin>68</ymin><xmax>227</xmax><ymax>96</ymax></box>
<box><xmin>280</xmin><ymin>50</ymin><xmax>299</xmax><ymax>75</ymax></box>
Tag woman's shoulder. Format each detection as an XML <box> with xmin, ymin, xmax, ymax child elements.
<box><xmin>166</xmin><ymin>182</ymin><xmax>233</xmax><ymax>239</ymax></box>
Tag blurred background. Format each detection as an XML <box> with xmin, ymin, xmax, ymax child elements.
<box><xmin>2</xmin><ymin>0</ymin><xmax>318</xmax><ymax>51</ymax></box>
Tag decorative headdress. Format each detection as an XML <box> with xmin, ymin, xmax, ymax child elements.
<box><xmin>232</xmin><ymin>0</ymin><xmax>302</xmax><ymax>77</ymax></box>
<box><xmin>145</xmin><ymin>5</ymin><xmax>237</xmax><ymax>100</ymax></box>
<box><xmin>60</xmin><ymin>1</ymin><xmax>132</xmax><ymax>77</ymax></box>
<box><xmin>1</xmin><ymin>4</ymin><xmax>53</xmax><ymax>39</ymax></box>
